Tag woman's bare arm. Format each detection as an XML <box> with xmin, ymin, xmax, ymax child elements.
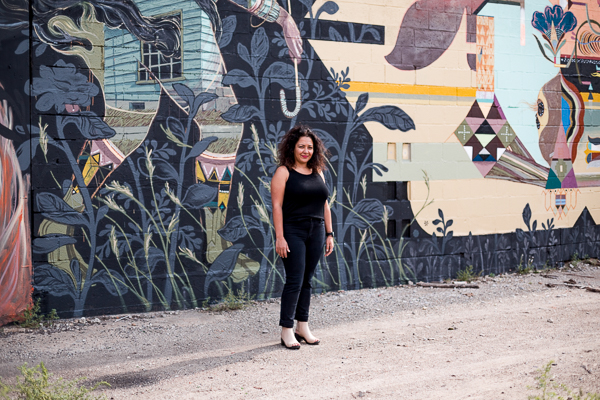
<box><xmin>272</xmin><ymin>166</ymin><xmax>290</xmax><ymax>258</ymax></box>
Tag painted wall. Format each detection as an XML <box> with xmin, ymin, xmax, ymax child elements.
<box><xmin>1</xmin><ymin>0</ymin><xmax>599</xmax><ymax>320</ymax></box>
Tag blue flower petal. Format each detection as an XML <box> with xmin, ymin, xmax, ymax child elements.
<box><xmin>559</xmin><ymin>11</ymin><xmax>577</xmax><ymax>33</ymax></box>
<box><xmin>532</xmin><ymin>10</ymin><xmax>549</xmax><ymax>33</ymax></box>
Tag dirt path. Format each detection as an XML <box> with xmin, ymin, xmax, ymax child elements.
<box><xmin>1</xmin><ymin>265</ymin><xmax>600</xmax><ymax>399</ymax></box>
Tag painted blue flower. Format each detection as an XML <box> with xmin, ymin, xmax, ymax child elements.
<box><xmin>532</xmin><ymin>5</ymin><xmax>577</xmax><ymax>43</ymax></box>
<box><xmin>29</xmin><ymin>59</ymin><xmax>99</xmax><ymax>113</ymax></box>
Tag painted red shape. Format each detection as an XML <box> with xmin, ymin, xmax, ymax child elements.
<box><xmin>0</xmin><ymin>137</ymin><xmax>32</xmax><ymax>326</ymax></box>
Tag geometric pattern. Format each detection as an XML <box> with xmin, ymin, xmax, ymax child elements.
<box><xmin>196</xmin><ymin>151</ymin><xmax>237</xmax><ymax>210</ymax></box>
<box><xmin>545</xmin><ymin>119</ymin><xmax>578</xmax><ymax>190</ymax></box>
<box><xmin>455</xmin><ymin>95</ymin><xmax>516</xmax><ymax>177</ymax></box>
<box><xmin>476</xmin><ymin>16</ymin><xmax>494</xmax><ymax>95</ymax></box>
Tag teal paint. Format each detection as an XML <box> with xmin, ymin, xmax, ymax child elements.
<box><xmin>479</xmin><ymin>0</ymin><xmax>558</xmax><ymax>167</ymax></box>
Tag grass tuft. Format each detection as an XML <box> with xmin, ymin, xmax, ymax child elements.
<box><xmin>456</xmin><ymin>265</ymin><xmax>479</xmax><ymax>282</ymax></box>
<box><xmin>528</xmin><ymin>361</ymin><xmax>600</xmax><ymax>400</ymax></box>
<box><xmin>14</xmin><ymin>299</ymin><xmax>59</xmax><ymax>329</ymax></box>
<box><xmin>0</xmin><ymin>362</ymin><xmax>108</xmax><ymax>400</ymax></box>
<box><xmin>204</xmin><ymin>286</ymin><xmax>254</xmax><ymax>312</ymax></box>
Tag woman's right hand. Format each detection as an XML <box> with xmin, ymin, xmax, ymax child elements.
<box><xmin>276</xmin><ymin>237</ymin><xmax>290</xmax><ymax>258</ymax></box>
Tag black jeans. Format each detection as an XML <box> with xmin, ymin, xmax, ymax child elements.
<box><xmin>279</xmin><ymin>217</ymin><xmax>325</xmax><ymax>328</ymax></box>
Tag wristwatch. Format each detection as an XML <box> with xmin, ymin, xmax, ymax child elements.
<box><xmin>326</xmin><ymin>231</ymin><xmax>334</xmax><ymax>237</ymax></box>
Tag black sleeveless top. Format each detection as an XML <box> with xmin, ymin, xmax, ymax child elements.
<box><xmin>282</xmin><ymin>168</ymin><xmax>329</xmax><ymax>222</ymax></box>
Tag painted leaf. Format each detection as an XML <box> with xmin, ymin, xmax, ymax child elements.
<box><xmin>355</xmin><ymin>93</ymin><xmax>369</xmax><ymax>114</ymax></box>
<box><xmin>346</xmin><ymin>198</ymin><xmax>386</xmax><ymax>229</ymax></box>
<box><xmin>65</xmin><ymin>112</ymin><xmax>117</xmax><ymax>139</ymax></box>
<box><xmin>91</xmin><ymin>270</ymin><xmax>129</xmax><ymax>296</ymax></box>
<box><xmin>34</xmin><ymin>264</ymin><xmax>76</xmax><ymax>298</ymax></box>
<box><xmin>251</xmin><ymin>27</ymin><xmax>269</xmax><ymax>71</ymax></box>
<box><xmin>364</xmin><ymin>26</ymin><xmax>381</xmax><ymax>42</ymax></box>
<box><xmin>328</xmin><ymin>27</ymin><xmax>344</xmax><ymax>42</ymax></box>
<box><xmin>360</xmin><ymin>105</ymin><xmax>415</xmax><ymax>132</ymax></box>
<box><xmin>522</xmin><ymin>203</ymin><xmax>532</xmax><ymax>230</ymax></box>
<box><xmin>218</xmin><ymin>215</ymin><xmax>261</xmax><ymax>242</ymax></box>
<box><xmin>191</xmin><ymin>93</ymin><xmax>218</xmax><ymax>118</ymax></box>
<box><xmin>221</xmin><ymin>104</ymin><xmax>260</xmax><ymax>123</ymax></box>
<box><xmin>263</xmin><ymin>62</ymin><xmax>295</xmax><ymax>90</ymax></box>
<box><xmin>516</xmin><ymin>228</ymin><xmax>525</xmax><ymax>243</ymax></box>
<box><xmin>32</xmin><ymin>234</ymin><xmax>77</xmax><ymax>254</ymax></box>
<box><xmin>152</xmin><ymin>159</ymin><xmax>179</xmax><ymax>181</ymax></box>
<box><xmin>96</xmin><ymin>205</ymin><xmax>109</xmax><ymax>224</ymax></box>
<box><xmin>182</xmin><ymin>183</ymin><xmax>218</xmax><ymax>209</ymax></box>
<box><xmin>204</xmin><ymin>244</ymin><xmax>244</xmax><ymax>292</ymax></box>
<box><xmin>70</xmin><ymin>259</ymin><xmax>82</xmax><ymax>287</ymax></box>
<box><xmin>187</xmin><ymin>136</ymin><xmax>218</xmax><ymax>159</ymax></box>
<box><xmin>127</xmin><ymin>247</ymin><xmax>164</xmax><ymax>277</ymax></box>
<box><xmin>37</xmin><ymin>192</ymin><xmax>88</xmax><ymax>226</ymax></box>
<box><xmin>172</xmin><ymin>83</ymin><xmax>195</xmax><ymax>108</ymax></box>
<box><xmin>219</xmin><ymin>15</ymin><xmax>236</xmax><ymax>48</ymax></box>
<box><xmin>237</xmin><ymin>42</ymin><xmax>251</xmax><ymax>66</ymax></box>
<box><xmin>16</xmin><ymin>139</ymin><xmax>31</xmax><ymax>171</ymax></box>
<box><xmin>15</xmin><ymin>40</ymin><xmax>28</xmax><ymax>54</ymax></box>
<box><xmin>317</xmin><ymin>1</ymin><xmax>339</xmax><ymax>19</ymax></box>
<box><xmin>222</xmin><ymin>69</ymin><xmax>256</xmax><ymax>88</ymax></box>
<box><xmin>166</xmin><ymin>116</ymin><xmax>185</xmax><ymax>139</ymax></box>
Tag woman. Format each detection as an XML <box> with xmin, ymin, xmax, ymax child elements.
<box><xmin>271</xmin><ymin>125</ymin><xmax>334</xmax><ymax>350</ymax></box>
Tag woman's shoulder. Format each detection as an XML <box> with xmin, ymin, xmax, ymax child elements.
<box><xmin>273</xmin><ymin>165</ymin><xmax>290</xmax><ymax>179</ymax></box>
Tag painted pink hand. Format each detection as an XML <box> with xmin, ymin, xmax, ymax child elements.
<box><xmin>277</xmin><ymin>9</ymin><xmax>303</xmax><ymax>64</ymax></box>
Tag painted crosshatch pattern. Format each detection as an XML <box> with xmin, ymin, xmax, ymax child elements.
<box><xmin>1</xmin><ymin>0</ymin><xmax>600</xmax><ymax>323</ymax></box>
<box><xmin>139</xmin><ymin>43</ymin><xmax>182</xmax><ymax>81</ymax></box>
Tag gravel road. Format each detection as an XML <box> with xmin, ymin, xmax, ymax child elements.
<box><xmin>1</xmin><ymin>261</ymin><xmax>599</xmax><ymax>399</ymax></box>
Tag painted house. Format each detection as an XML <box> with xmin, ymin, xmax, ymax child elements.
<box><xmin>103</xmin><ymin>0</ymin><xmax>226</xmax><ymax>112</ymax></box>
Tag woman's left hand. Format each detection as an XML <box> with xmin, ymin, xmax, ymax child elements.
<box><xmin>325</xmin><ymin>236</ymin><xmax>334</xmax><ymax>256</ymax></box>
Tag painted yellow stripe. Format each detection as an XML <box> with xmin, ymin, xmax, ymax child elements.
<box><xmin>342</xmin><ymin>81</ymin><xmax>477</xmax><ymax>97</ymax></box>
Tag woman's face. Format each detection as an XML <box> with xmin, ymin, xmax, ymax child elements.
<box><xmin>294</xmin><ymin>136</ymin><xmax>314</xmax><ymax>166</ymax></box>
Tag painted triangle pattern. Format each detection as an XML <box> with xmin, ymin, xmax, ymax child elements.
<box><xmin>476</xmin><ymin>15</ymin><xmax>494</xmax><ymax>93</ymax></box>
<box><xmin>454</xmin><ymin>96</ymin><xmax>518</xmax><ymax>178</ymax></box>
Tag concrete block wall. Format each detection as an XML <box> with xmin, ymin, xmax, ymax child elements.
<box><xmin>1</xmin><ymin>0</ymin><xmax>599</xmax><ymax>321</ymax></box>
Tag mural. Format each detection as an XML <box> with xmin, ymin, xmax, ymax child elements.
<box><xmin>1</xmin><ymin>0</ymin><xmax>600</xmax><ymax>320</ymax></box>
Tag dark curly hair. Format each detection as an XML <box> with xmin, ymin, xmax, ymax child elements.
<box><xmin>278</xmin><ymin>125</ymin><xmax>329</xmax><ymax>172</ymax></box>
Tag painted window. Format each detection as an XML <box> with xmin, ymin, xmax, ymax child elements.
<box><xmin>138</xmin><ymin>11</ymin><xmax>182</xmax><ymax>82</ymax></box>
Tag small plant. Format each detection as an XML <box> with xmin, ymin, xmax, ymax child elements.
<box><xmin>207</xmin><ymin>285</ymin><xmax>254</xmax><ymax>312</ymax></box>
<box><xmin>0</xmin><ymin>362</ymin><xmax>108</xmax><ymax>400</ymax></box>
<box><xmin>572</xmin><ymin>251</ymin><xmax>580</xmax><ymax>263</ymax></box>
<box><xmin>456</xmin><ymin>265</ymin><xmax>479</xmax><ymax>282</ymax></box>
<box><xmin>518</xmin><ymin>255</ymin><xmax>535</xmax><ymax>275</ymax></box>
<box><xmin>528</xmin><ymin>360</ymin><xmax>600</xmax><ymax>400</ymax></box>
<box><xmin>488</xmin><ymin>273</ymin><xmax>495</xmax><ymax>278</ymax></box>
<box><xmin>14</xmin><ymin>299</ymin><xmax>59</xmax><ymax>329</ymax></box>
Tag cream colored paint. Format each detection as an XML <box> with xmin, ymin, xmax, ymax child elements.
<box><xmin>308</xmin><ymin>1</ymin><xmax>476</xmax><ymax>86</ymax></box>
<box><xmin>306</xmin><ymin>0</ymin><xmax>600</xmax><ymax>234</ymax></box>
<box><xmin>409</xmin><ymin>179</ymin><xmax>600</xmax><ymax>236</ymax></box>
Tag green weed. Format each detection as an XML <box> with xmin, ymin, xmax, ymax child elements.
<box><xmin>518</xmin><ymin>255</ymin><xmax>535</xmax><ymax>274</ymax></box>
<box><xmin>529</xmin><ymin>360</ymin><xmax>600</xmax><ymax>400</ymax></box>
<box><xmin>456</xmin><ymin>265</ymin><xmax>479</xmax><ymax>282</ymax></box>
<box><xmin>14</xmin><ymin>299</ymin><xmax>59</xmax><ymax>329</ymax></box>
<box><xmin>0</xmin><ymin>362</ymin><xmax>108</xmax><ymax>400</ymax></box>
<box><xmin>206</xmin><ymin>285</ymin><xmax>254</xmax><ymax>312</ymax></box>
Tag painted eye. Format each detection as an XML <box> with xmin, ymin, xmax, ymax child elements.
<box><xmin>537</xmin><ymin>99</ymin><xmax>544</xmax><ymax>117</ymax></box>
<box><xmin>536</xmin><ymin>115</ymin><xmax>540</xmax><ymax>130</ymax></box>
